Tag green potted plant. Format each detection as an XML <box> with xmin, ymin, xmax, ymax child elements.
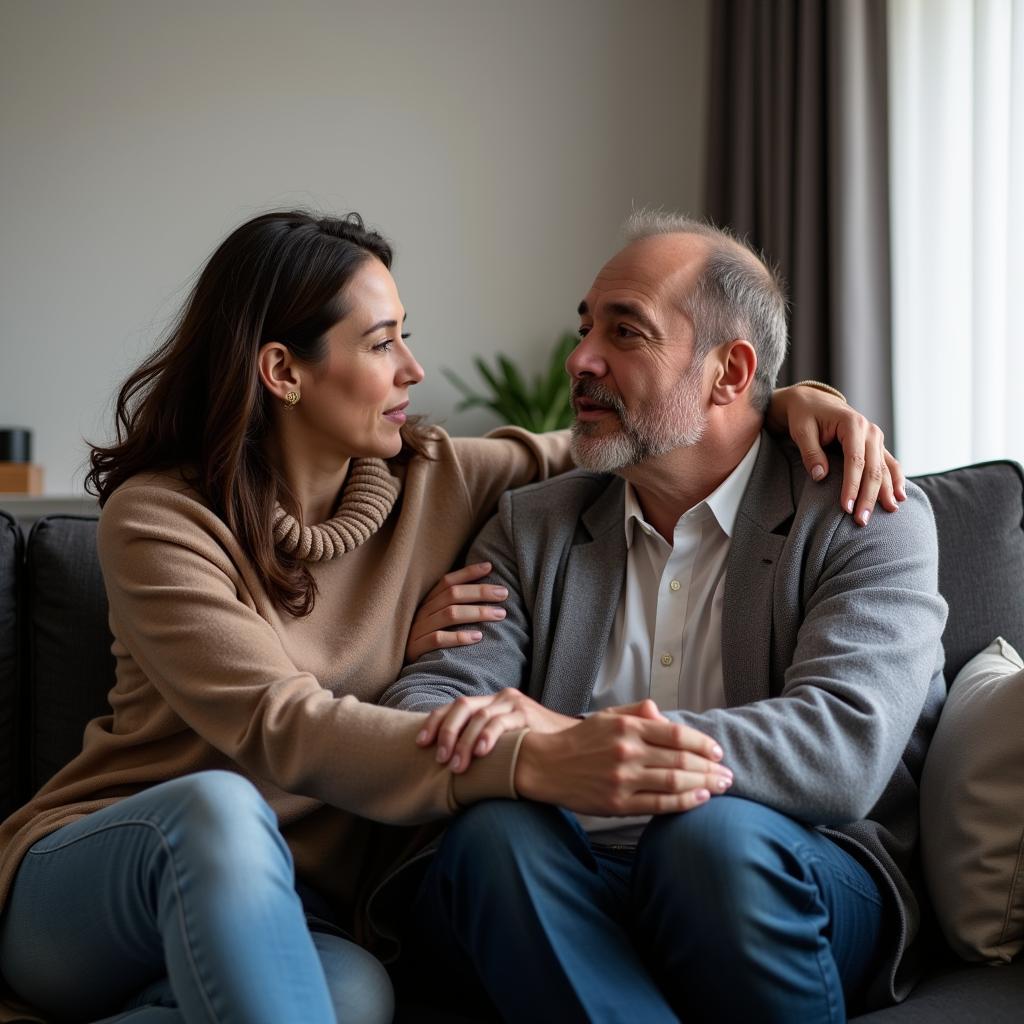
<box><xmin>444</xmin><ymin>331</ymin><xmax>577</xmax><ymax>433</ymax></box>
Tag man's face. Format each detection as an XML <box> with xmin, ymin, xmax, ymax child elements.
<box><xmin>568</xmin><ymin>234</ymin><xmax>709</xmax><ymax>473</ymax></box>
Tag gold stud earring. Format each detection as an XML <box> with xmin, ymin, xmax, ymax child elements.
<box><xmin>283</xmin><ymin>390</ymin><xmax>300</xmax><ymax>409</ymax></box>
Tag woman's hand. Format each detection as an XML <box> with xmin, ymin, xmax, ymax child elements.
<box><xmin>514</xmin><ymin>703</ymin><xmax>733</xmax><ymax>816</ymax></box>
<box><xmin>405</xmin><ymin>562</ymin><xmax>509</xmax><ymax>663</ymax></box>
<box><xmin>767</xmin><ymin>384</ymin><xmax>906</xmax><ymax>526</ymax></box>
<box><xmin>416</xmin><ymin>689</ymin><xmax>577</xmax><ymax>773</ymax></box>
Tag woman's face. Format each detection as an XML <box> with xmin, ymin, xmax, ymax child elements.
<box><xmin>296</xmin><ymin>258</ymin><xmax>424</xmax><ymax>461</ymax></box>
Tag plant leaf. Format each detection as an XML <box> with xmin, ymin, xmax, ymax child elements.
<box><xmin>440</xmin><ymin>333</ymin><xmax>579</xmax><ymax>431</ymax></box>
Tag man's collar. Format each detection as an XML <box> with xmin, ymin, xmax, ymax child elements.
<box><xmin>622</xmin><ymin>435</ymin><xmax>762</xmax><ymax>546</ymax></box>
<box><xmin>704</xmin><ymin>434</ymin><xmax>761</xmax><ymax>537</ymax></box>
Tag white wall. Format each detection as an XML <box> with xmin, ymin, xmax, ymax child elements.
<box><xmin>0</xmin><ymin>0</ymin><xmax>709</xmax><ymax>494</ymax></box>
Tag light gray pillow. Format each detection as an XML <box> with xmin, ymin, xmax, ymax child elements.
<box><xmin>920</xmin><ymin>637</ymin><xmax>1024</xmax><ymax>962</ymax></box>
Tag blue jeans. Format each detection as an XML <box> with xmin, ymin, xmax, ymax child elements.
<box><xmin>0</xmin><ymin>771</ymin><xmax>394</xmax><ymax>1024</ymax></box>
<box><xmin>409</xmin><ymin>797</ymin><xmax>885</xmax><ymax>1023</ymax></box>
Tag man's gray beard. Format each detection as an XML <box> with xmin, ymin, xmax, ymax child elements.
<box><xmin>569</xmin><ymin>366</ymin><xmax>708</xmax><ymax>473</ymax></box>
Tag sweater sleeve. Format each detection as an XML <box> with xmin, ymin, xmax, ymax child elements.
<box><xmin>97</xmin><ymin>484</ymin><xmax>520</xmax><ymax>825</ymax></box>
<box><xmin>381</xmin><ymin>499</ymin><xmax>532</xmax><ymax>711</ymax></box>
<box><xmin>451</xmin><ymin>428</ymin><xmax>573</xmax><ymax>534</ymax></box>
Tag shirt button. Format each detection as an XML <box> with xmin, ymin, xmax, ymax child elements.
<box><xmin>660</xmin><ymin>654</ymin><xmax>674</xmax><ymax>667</ymax></box>
<box><xmin>669</xmin><ymin>579</ymin><xmax>681</xmax><ymax>592</ymax></box>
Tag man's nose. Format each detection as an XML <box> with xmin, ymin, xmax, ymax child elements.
<box><xmin>565</xmin><ymin>333</ymin><xmax>607</xmax><ymax>379</ymax></box>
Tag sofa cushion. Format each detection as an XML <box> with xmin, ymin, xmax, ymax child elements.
<box><xmin>912</xmin><ymin>461</ymin><xmax>1024</xmax><ymax>681</ymax></box>
<box><xmin>0</xmin><ymin>511</ymin><xmax>23</xmax><ymax>819</ymax></box>
<box><xmin>26</xmin><ymin>515</ymin><xmax>114</xmax><ymax>794</ymax></box>
<box><xmin>920</xmin><ymin>637</ymin><xmax>1024</xmax><ymax>963</ymax></box>
<box><xmin>850</xmin><ymin>956</ymin><xmax>1024</xmax><ymax>1022</ymax></box>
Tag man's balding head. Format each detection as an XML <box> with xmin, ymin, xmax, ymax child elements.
<box><xmin>622</xmin><ymin>211</ymin><xmax>788</xmax><ymax>412</ymax></box>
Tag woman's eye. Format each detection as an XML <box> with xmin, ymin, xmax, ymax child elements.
<box><xmin>375</xmin><ymin>332</ymin><xmax>410</xmax><ymax>353</ymax></box>
<box><xmin>577</xmin><ymin>325</ymin><xmax>590</xmax><ymax>338</ymax></box>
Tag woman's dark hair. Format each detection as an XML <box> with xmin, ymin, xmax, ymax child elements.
<box><xmin>87</xmin><ymin>210</ymin><xmax>433</xmax><ymax>616</ymax></box>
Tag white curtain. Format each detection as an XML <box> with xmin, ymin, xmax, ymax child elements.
<box><xmin>888</xmin><ymin>0</ymin><xmax>1024</xmax><ymax>474</ymax></box>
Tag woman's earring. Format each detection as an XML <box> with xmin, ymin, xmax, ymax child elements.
<box><xmin>283</xmin><ymin>390</ymin><xmax>300</xmax><ymax>409</ymax></box>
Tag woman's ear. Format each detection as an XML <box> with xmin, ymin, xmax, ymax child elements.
<box><xmin>257</xmin><ymin>342</ymin><xmax>302</xmax><ymax>403</ymax></box>
<box><xmin>709</xmin><ymin>339</ymin><xmax>757</xmax><ymax>406</ymax></box>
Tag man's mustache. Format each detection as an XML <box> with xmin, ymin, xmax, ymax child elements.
<box><xmin>571</xmin><ymin>380</ymin><xmax>626</xmax><ymax>417</ymax></box>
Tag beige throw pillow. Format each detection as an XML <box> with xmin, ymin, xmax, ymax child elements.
<box><xmin>920</xmin><ymin>636</ymin><xmax>1024</xmax><ymax>963</ymax></box>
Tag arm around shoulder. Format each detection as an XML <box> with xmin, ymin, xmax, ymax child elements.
<box><xmin>450</xmin><ymin>427</ymin><xmax>573</xmax><ymax>533</ymax></box>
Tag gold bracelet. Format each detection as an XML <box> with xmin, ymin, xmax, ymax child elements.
<box><xmin>792</xmin><ymin>380</ymin><xmax>847</xmax><ymax>404</ymax></box>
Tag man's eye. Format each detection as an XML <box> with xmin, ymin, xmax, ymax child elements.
<box><xmin>577</xmin><ymin>325</ymin><xmax>590</xmax><ymax>338</ymax></box>
<box><xmin>615</xmin><ymin>324</ymin><xmax>638</xmax><ymax>338</ymax></box>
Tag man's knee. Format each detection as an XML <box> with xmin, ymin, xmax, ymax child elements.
<box><xmin>441</xmin><ymin>800</ymin><xmax>570</xmax><ymax>864</ymax></box>
<box><xmin>634</xmin><ymin>797</ymin><xmax>799</xmax><ymax>919</ymax></box>
<box><xmin>639</xmin><ymin>795</ymin><xmax>792</xmax><ymax>860</ymax></box>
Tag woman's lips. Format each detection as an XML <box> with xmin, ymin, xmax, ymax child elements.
<box><xmin>383</xmin><ymin>401</ymin><xmax>409</xmax><ymax>424</ymax></box>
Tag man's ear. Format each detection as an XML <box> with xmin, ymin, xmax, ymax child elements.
<box><xmin>257</xmin><ymin>342</ymin><xmax>302</xmax><ymax>402</ymax></box>
<box><xmin>709</xmin><ymin>340</ymin><xmax>757</xmax><ymax>406</ymax></box>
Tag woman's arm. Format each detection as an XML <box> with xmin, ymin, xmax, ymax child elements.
<box><xmin>413</xmin><ymin>385</ymin><xmax>903</xmax><ymax>660</ymax></box>
<box><xmin>98</xmin><ymin>483</ymin><xmax>523</xmax><ymax>825</ymax></box>
<box><xmin>766</xmin><ymin>382</ymin><xmax>904</xmax><ymax>524</ymax></box>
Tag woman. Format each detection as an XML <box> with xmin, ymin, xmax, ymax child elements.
<box><xmin>0</xmin><ymin>211</ymin><xmax>899</xmax><ymax>1024</ymax></box>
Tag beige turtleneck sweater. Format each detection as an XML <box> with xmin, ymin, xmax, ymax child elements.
<box><xmin>0</xmin><ymin>426</ymin><xmax>571</xmax><ymax>1007</ymax></box>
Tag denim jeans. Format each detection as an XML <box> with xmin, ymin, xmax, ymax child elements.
<box><xmin>0</xmin><ymin>771</ymin><xmax>394</xmax><ymax>1024</ymax></box>
<box><xmin>407</xmin><ymin>796</ymin><xmax>885</xmax><ymax>1023</ymax></box>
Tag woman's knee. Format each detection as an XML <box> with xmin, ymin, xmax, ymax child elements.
<box><xmin>311</xmin><ymin>933</ymin><xmax>395</xmax><ymax>1024</ymax></box>
<box><xmin>153</xmin><ymin>771</ymin><xmax>292</xmax><ymax>886</ymax></box>
<box><xmin>161</xmin><ymin>770</ymin><xmax>271</xmax><ymax>827</ymax></box>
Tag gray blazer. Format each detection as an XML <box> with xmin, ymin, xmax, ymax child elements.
<box><xmin>383</xmin><ymin>432</ymin><xmax>948</xmax><ymax>1007</ymax></box>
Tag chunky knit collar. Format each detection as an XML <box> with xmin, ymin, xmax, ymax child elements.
<box><xmin>272</xmin><ymin>459</ymin><xmax>401</xmax><ymax>562</ymax></box>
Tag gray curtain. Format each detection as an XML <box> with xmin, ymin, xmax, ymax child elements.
<box><xmin>705</xmin><ymin>0</ymin><xmax>893</xmax><ymax>440</ymax></box>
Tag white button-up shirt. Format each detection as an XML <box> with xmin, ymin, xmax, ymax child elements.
<box><xmin>577</xmin><ymin>436</ymin><xmax>760</xmax><ymax>842</ymax></box>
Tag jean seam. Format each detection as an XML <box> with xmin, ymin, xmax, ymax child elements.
<box><xmin>28</xmin><ymin>818</ymin><xmax>221</xmax><ymax>1024</ymax></box>
<box><xmin>791</xmin><ymin>838</ymin><xmax>877</xmax><ymax>1022</ymax></box>
<box><xmin>789</xmin><ymin>841</ymin><xmax>883</xmax><ymax>908</ymax></box>
<box><xmin>815</xmin><ymin>940</ymin><xmax>844</xmax><ymax>1024</ymax></box>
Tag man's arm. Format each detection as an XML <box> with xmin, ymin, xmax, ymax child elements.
<box><xmin>382</xmin><ymin>491</ymin><xmax>730</xmax><ymax>814</ymax></box>
<box><xmin>661</xmin><ymin>483</ymin><xmax>947</xmax><ymax>826</ymax></box>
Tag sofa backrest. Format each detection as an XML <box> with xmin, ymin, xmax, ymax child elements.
<box><xmin>25</xmin><ymin>516</ymin><xmax>115</xmax><ymax>794</ymax></box>
<box><xmin>913</xmin><ymin>461</ymin><xmax>1024</xmax><ymax>680</ymax></box>
<box><xmin>7</xmin><ymin>459</ymin><xmax>1024</xmax><ymax>801</ymax></box>
<box><xmin>0</xmin><ymin>511</ymin><xmax>23</xmax><ymax>820</ymax></box>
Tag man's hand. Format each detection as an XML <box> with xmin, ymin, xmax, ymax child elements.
<box><xmin>416</xmin><ymin>689</ymin><xmax>577</xmax><ymax>772</ymax></box>
<box><xmin>514</xmin><ymin>705</ymin><xmax>733</xmax><ymax>816</ymax></box>
<box><xmin>405</xmin><ymin>562</ymin><xmax>509</xmax><ymax>663</ymax></box>
<box><xmin>767</xmin><ymin>383</ymin><xmax>906</xmax><ymax>525</ymax></box>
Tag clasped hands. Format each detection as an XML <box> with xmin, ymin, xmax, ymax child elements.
<box><xmin>416</xmin><ymin>691</ymin><xmax>733</xmax><ymax>816</ymax></box>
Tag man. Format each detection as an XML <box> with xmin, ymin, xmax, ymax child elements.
<box><xmin>382</xmin><ymin>213</ymin><xmax>947</xmax><ymax>1021</ymax></box>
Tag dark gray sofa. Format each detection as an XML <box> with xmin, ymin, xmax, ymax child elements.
<box><xmin>1</xmin><ymin>459</ymin><xmax>1023</xmax><ymax>1022</ymax></box>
